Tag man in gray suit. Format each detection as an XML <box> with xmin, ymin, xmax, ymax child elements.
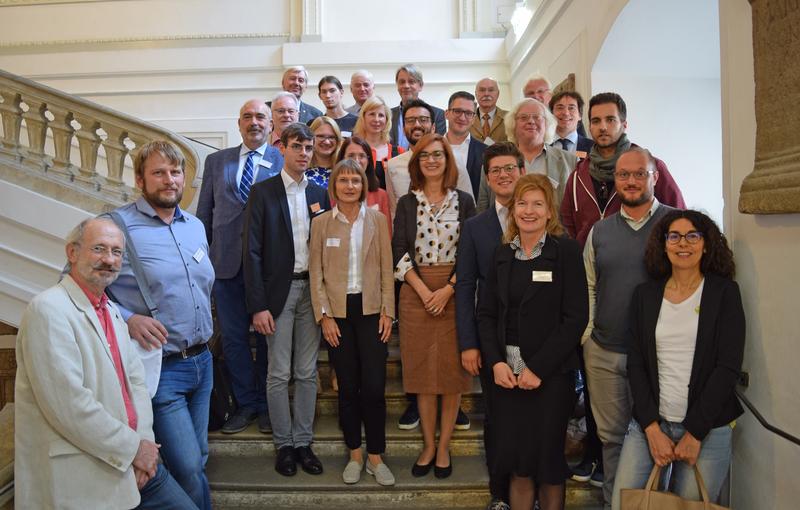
<box><xmin>196</xmin><ymin>99</ymin><xmax>284</xmax><ymax>434</ymax></box>
<box><xmin>281</xmin><ymin>66</ymin><xmax>323</xmax><ymax>124</ymax></box>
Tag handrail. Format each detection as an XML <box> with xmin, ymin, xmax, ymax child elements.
<box><xmin>735</xmin><ymin>386</ymin><xmax>800</xmax><ymax>447</ymax></box>
<box><xmin>0</xmin><ymin>68</ymin><xmax>199</xmax><ymax>214</ymax></box>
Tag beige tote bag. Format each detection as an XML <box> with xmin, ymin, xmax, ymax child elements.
<box><xmin>620</xmin><ymin>464</ymin><xmax>729</xmax><ymax>510</ymax></box>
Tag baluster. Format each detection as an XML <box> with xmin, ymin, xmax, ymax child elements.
<box><xmin>21</xmin><ymin>98</ymin><xmax>48</xmax><ymax>167</ymax></box>
<box><xmin>73</xmin><ymin>114</ymin><xmax>101</xmax><ymax>179</ymax></box>
<box><xmin>0</xmin><ymin>91</ymin><xmax>23</xmax><ymax>156</ymax></box>
<box><xmin>48</xmin><ymin>106</ymin><xmax>75</xmax><ymax>177</ymax></box>
<box><xmin>101</xmin><ymin>124</ymin><xmax>129</xmax><ymax>185</ymax></box>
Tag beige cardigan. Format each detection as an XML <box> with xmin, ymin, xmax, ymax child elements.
<box><xmin>309</xmin><ymin>206</ymin><xmax>395</xmax><ymax>321</ymax></box>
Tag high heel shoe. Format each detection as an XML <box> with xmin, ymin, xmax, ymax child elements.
<box><xmin>434</xmin><ymin>451</ymin><xmax>452</xmax><ymax>479</ymax></box>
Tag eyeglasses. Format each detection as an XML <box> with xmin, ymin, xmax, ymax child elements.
<box><xmin>614</xmin><ymin>170</ymin><xmax>654</xmax><ymax>181</ymax></box>
<box><xmin>314</xmin><ymin>135</ymin><xmax>337</xmax><ymax>142</ymax></box>
<box><xmin>516</xmin><ymin>113</ymin><xmax>544</xmax><ymax>123</ymax></box>
<box><xmin>405</xmin><ymin>116</ymin><xmax>431</xmax><ymax>125</ymax></box>
<box><xmin>288</xmin><ymin>143</ymin><xmax>314</xmax><ymax>154</ymax></box>
<box><xmin>274</xmin><ymin>108</ymin><xmax>298</xmax><ymax>116</ymax></box>
<box><xmin>418</xmin><ymin>150</ymin><xmax>445</xmax><ymax>161</ymax></box>
<box><xmin>487</xmin><ymin>164</ymin><xmax>519</xmax><ymax>176</ymax></box>
<box><xmin>82</xmin><ymin>244</ymin><xmax>124</xmax><ymax>258</ymax></box>
<box><xmin>665</xmin><ymin>231</ymin><xmax>704</xmax><ymax>244</ymax></box>
<box><xmin>448</xmin><ymin>108</ymin><xmax>476</xmax><ymax>119</ymax></box>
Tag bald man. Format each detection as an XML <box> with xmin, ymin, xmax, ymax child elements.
<box><xmin>470</xmin><ymin>77</ymin><xmax>508</xmax><ymax>144</ymax></box>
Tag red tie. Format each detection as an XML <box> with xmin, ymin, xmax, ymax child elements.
<box><xmin>95</xmin><ymin>295</ymin><xmax>138</xmax><ymax>430</ymax></box>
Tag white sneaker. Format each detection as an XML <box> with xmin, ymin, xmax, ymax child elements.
<box><xmin>342</xmin><ymin>459</ymin><xmax>363</xmax><ymax>484</ymax></box>
<box><xmin>366</xmin><ymin>460</ymin><xmax>396</xmax><ymax>486</ymax></box>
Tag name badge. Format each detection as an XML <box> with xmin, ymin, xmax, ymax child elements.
<box><xmin>341</xmin><ymin>131</ymin><xmax>353</xmax><ymax>138</ymax></box>
<box><xmin>575</xmin><ymin>150</ymin><xmax>588</xmax><ymax>160</ymax></box>
<box><xmin>326</xmin><ymin>238</ymin><xmax>341</xmax><ymax>247</ymax></box>
<box><xmin>531</xmin><ymin>270</ymin><xmax>552</xmax><ymax>282</ymax></box>
<box><xmin>310</xmin><ymin>202</ymin><xmax>321</xmax><ymax>213</ymax></box>
<box><xmin>259</xmin><ymin>159</ymin><xmax>273</xmax><ymax>169</ymax></box>
<box><xmin>193</xmin><ymin>248</ymin><xmax>205</xmax><ymax>263</ymax></box>
<box><xmin>440</xmin><ymin>212</ymin><xmax>459</xmax><ymax>222</ymax></box>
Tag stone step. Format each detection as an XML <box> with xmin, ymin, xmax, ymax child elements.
<box><xmin>210</xmin><ymin>412</ymin><xmax>485</xmax><ymax>457</ymax></box>
<box><xmin>207</xmin><ymin>452</ymin><xmax>604</xmax><ymax>509</ymax></box>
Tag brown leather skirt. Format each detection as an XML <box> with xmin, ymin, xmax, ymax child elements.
<box><xmin>399</xmin><ymin>264</ymin><xmax>471</xmax><ymax>395</ymax></box>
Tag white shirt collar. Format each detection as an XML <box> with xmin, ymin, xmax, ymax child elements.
<box><xmin>280</xmin><ymin>168</ymin><xmax>308</xmax><ymax>190</ymax></box>
<box><xmin>620</xmin><ymin>197</ymin><xmax>661</xmax><ymax>224</ymax></box>
<box><xmin>495</xmin><ymin>200</ymin><xmax>509</xmax><ymax>234</ymax></box>
<box><xmin>332</xmin><ymin>203</ymin><xmax>366</xmax><ymax>223</ymax></box>
<box><xmin>240</xmin><ymin>142</ymin><xmax>267</xmax><ymax>158</ymax></box>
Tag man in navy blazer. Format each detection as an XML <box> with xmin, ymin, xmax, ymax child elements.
<box><xmin>281</xmin><ymin>66</ymin><xmax>323</xmax><ymax>124</ymax></box>
<box><xmin>445</xmin><ymin>91</ymin><xmax>487</xmax><ymax>198</ymax></box>
<box><xmin>389</xmin><ymin>64</ymin><xmax>446</xmax><ymax>149</ymax></box>
<box><xmin>550</xmin><ymin>91</ymin><xmax>593</xmax><ymax>158</ymax></box>
<box><xmin>243</xmin><ymin>123</ymin><xmax>330</xmax><ymax>477</ymax></box>
<box><xmin>197</xmin><ymin>99</ymin><xmax>283</xmax><ymax>435</ymax></box>
<box><xmin>455</xmin><ymin>142</ymin><xmax>523</xmax><ymax>509</ymax></box>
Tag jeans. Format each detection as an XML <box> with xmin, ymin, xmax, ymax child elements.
<box><xmin>611</xmin><ymin>420</ymin><xmax>733</xmax><ymax>510</ymax></box>
<box><xmin>213</xmin><ymin>269</ymin><xmax>268</xmax><ymax>414</ymax></box>
<box><xmin>267</xmin><ymin>280</ymin><xmax>320</xmax><ymax>449</ymax></box>
<box><xmin>152</xmin><ymin>347</ymin><xmax>213</xmax><ymax>510</ymax></box>
<box><xmin>137</xmin><ymin>463</ymin><xmax>199</xmax><ymax>509</ymax></box>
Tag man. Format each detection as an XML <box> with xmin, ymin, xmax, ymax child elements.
<box><xmin>105</xmin><ymin>140</ymin><xmax>215</xmax><ymax>509</ymax></box>
<box><xmin>385</xmin><ymin>99</ymin><xmax>474</xmax><ymax>217</ymax></box>
<box><xmin>281</xmin><ymin>66</ymin><xmax>323</xmax><ymax>124</ymax></box>
<box><xmin>15</xmin><ymin>218</ymin><xmax>197</xmax><ymax>509</ymax></box>
<box><xmin>549</xmin><ymin>90</ymin><xmax>593</xmax><ymax>157</ymax></box>
<box><xmin>318</xmin><ymin>75</ymin><xmax>358</xmax><ymax>135</ymax></box>
<box><xmin>455</xmin><ymin>142</ymin><xmax>523</xmax><ymax>510</ymax></box>
<box><xmin>445</xmin><ymin>91</ymin><xmax>487</xmax><ymax>197</ymax></box>
<box><xmin>243</xmin><ymin>123</ymin><xmax>330</xmax><ymax>477</ymax></box>
<box><xmin>345</xmin><ymin>69</ymin><xmax>375</xmax><ymax>114</ymax></box>
<box><xmin>470</xmin><ymin>77</ymin><xmax>508</xmax><ymax>144</ymax></box>
<box><xmin>523</xmin><ymin>74</ymin><xmax>552</xmax><ymax>106</ymax></box>
<box><xmin>270</xmin><ymin>91</ymin><xmax>301</xmax><ymax>147</ymax></box>
<box><xmin>389</xmin><ymin>64</ymin><xmax>447</xmax><ymax>149</ymax></box>
<box><xmin>583</xmin><ymin>147</ymin><xmax>675</xmax><ymax>508</ymax></box>
<box><xmin>196</xmin><ymin>99</ymin><xmax>283</xmax><ymax>435</ymax></box>
<box><xmin>560</xmin><ymin>92</ymin><xmax>685</xmax><ymax>246</ymax></box>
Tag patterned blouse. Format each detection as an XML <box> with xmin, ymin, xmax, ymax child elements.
<box><xmin>305</xmin><ymin>166</ymin><xmax>331</xmax><ymax>188</ymax></box>
<box><xmin>394</xmin><ymin>189</ymin><xmax>462</xmax><ymax>281</ymax></box>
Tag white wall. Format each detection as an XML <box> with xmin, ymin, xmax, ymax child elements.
<box><xmin>323</xmin><ymin>0</ymin><xmax>458</xmax><ymax>41</ymax></box>
<box><xmin>720</xmin><ymin>1</ymin><xmax>800</xmax><ymax>507</ymax></box>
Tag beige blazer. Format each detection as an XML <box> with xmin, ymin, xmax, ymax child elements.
<box><xmin>14</xmin><ymin>275</ymin><xmax>154</xmax><ymax>510</ymax></box>
<box><xmin>309</xmin><ymin>206</ymin><xmax>395</xmax><ymax>321</ymax></box>
<box><xmin>470</xmin><ymin>106</ymin><xmax>509</xmax><ymax>143</ymax></box>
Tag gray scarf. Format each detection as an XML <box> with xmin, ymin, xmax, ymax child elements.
<box><xmin>588</xmin><ymin>133</ymin><xmax>631</xmax><ymax>182</ymax></box>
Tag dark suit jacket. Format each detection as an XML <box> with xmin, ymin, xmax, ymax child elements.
<box><xmin>298</xmin><ymin>100</ymin><xmax>323</xmax><ymax>124</ymax></box>
<box><xmin>389</xmin><ymin>103</ymin><xmax>446</xmax><ymax>146</ymax></box>
<box><xmin>455</xmin><ymin>207</ymin><xmax>503</xmax><ymax>351</ymax></box>
<box><xmin>196</xmin><ymin>145</ymin><xmax>283</xmax><ymax>279</ymax></box>
<box><xmin>243</xmin><ymin>174</ymin><xmax>330</xmax><ymax>317</ymax></box>
<box><xmin>465</xmin><ymin>137</ymin><xmax>487</xmax><ymax>198</ymax></box>
<box><xmin>477</xmin><ymin>236</ymin><xmax>588</xmax><ymax>381</ymax></box>
<box><xmin>627</xmin><ymin>274</ymin><xmax>745</xmax><ymax>440</ymax></box>
<box><xmin>392</xmin><ymin>190</ymin><xmax>476</xmax><ymax>271</ymax></box>
<box><xmin>576</xmin><ymin>134</ymin><xmax>593</xmax><ymax>154</ymax></box>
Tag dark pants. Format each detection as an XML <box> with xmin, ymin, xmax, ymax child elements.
<box><xmin>213</xmin><ymin>268</ymin><xmax>268</xmax><ymax>414</ymax></box>
<box><xmin>577</xmin><ymin>346</ymin><xmax>603</xmax><ymax>465</ymax></box>
<box><xmin>479</xmin><ymin>359</ymin><xmax>510</xmax><ymax>501</ymax></box>
<box><xmin>329</xmin><ymin>293</ymin><xmax>388</xmax><ymax>454</ymax></box>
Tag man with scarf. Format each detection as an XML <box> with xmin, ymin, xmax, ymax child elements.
<box><xmin>559</xmin><ymin>92</ymin><xmax>685</xmax><ymax>247</ymax></box>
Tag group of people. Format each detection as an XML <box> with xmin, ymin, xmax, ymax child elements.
<box><xmin>13</xmin><ymin>62</ymin><xmax>745</xmax><ymax>510</ymax></box>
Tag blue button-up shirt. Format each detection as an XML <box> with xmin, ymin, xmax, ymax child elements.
<box><xmin>106</xmin><ymin>197</ymin><xmax>215</xmax><ymax>355</ymax></box>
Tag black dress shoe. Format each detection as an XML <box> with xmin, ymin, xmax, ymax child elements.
<box><xmin>434</xmin><ymin>451</ymin><xmax>452</xmax><ymax>479</ymax></box>
<box><xmin>221</xmin><ymin>408</ymin><xmax>257</xmax><ymax>434</ymax></box>
<box><xmin>295</xmin><ymin>446</ymin><xmax>323</xmax><ymax>475</ymax></box>
<box><xmin>411</xmin><ymin>459</ymin><xmax>434</xmax><ymax>477</ymax></box>
<box><xmin>275</xmin><ymin>446</ymin><xmax>297</xmax><ymax>476</ymax></box>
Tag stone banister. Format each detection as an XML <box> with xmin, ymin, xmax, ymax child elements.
<box><xmin>0</xmin><ymin>68</ymin><xmax>199</xmax><ymax>214</ymax></box>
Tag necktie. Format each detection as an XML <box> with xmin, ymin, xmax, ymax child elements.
<box><xmin>558</xmin><ymin>138</ymin><xmax>571</xmax><ymax>151</ymax></box>
<box><xmin>482</xmin><ymin>113</ymin><xmax>491</xmax><ymax>138</ymax></box>
<box><xmin>239</xmin><ymin>150</ymin><xmax>256</xmax><ymax>201</ymax></box>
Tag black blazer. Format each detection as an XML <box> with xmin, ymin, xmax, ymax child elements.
<box><xmin>477</xmin><ymin>235</ymin><xmax>588</xmax><ymax>381</ymax></box>
<box><xmin>627</xmin><ymin>274</ymin><xmax>745</xmax><ymax>440</ymax></box>
<box><xmin>576</xmin><ymin>134</ymin><xmax>594</xmax><ymax>154</ymax></box>
<box><xmin>392</xmin><ymin>190</ymin><xmax>476</xmax><ymax>272</ymax></box>
<box><xmin>465</xmin><ymin>137</ymin><xmax>487</xmax><ymax>198</ymax></box>
<box><xmin>243</xmin><ymin>174</ymin><xmax>330</xmax><ymax>317</ymax></box>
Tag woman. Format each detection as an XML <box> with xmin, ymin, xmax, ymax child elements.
<box><xmin>309</xmin><ymin>159</ymin><xmax>396</xmax><ymax>486</ymax></box>
<box><xmin>477</xmin><ymin>174</ymin><xmax>588</xmax><ymax>510</ymax></box>
<box><xmin>392</xmin><ymin>133</ymin><xmax>475</xmax><ymax>479</ymax></box>
<box><xmin>611</xmin><ymin>210</ymin><xmax>744</xmax><ymax>509</ymax></box>
<box><xmin>337</xmin><ymin>136</ymin><xmax>392</xmax><ymax>234</ymax></box>
<box><xmin>353</xmin><ymin>95</ymin><xmax>404</xmax><ymax>189</ymax></box>
<box><xmin>305</xmin><ymin>116</ymin><xmax>342</xmax><ymax>188</ymax></box>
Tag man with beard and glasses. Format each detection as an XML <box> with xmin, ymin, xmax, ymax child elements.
<box><xmin>197</xmin><ymin>99</ymin><xmax>283</xmax><ymax>435</ymax></box>
<box><xmin>105</xmin><ymin>140</ymin><xmax>216</xmax><ymax>510</ymax></box>
<box><xmin>15</xmin><ymin>217</ymin><xmax>198</xmax><ymax>509</ymax></box>
<box><xmin>581</xmin><ymin>147</ymin><xmax>676</xmax><ymax>508</ymax></box>
<box><xmin>560</xmin><ymin>92</ymin><xmax>685</xmax><ymax>247</ymax></box>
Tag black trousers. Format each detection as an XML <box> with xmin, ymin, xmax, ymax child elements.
<box><xmin>329</xmin><ymin>293</ymin><xmax>388</xmax><ymax>454</ymax></box>
<box><xmin>480</xmin><ymin>359</ymin><xmax>510</xmax><ymax>501</ymax></box>
<box><xmin>577</xmin><ymin>346</ymin><xmax>603</xmax><ymax>465</ymax></box>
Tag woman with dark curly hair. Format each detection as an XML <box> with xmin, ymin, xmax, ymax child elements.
<box><xmin>611</xmin><ymin>209</ymin><xmax>745</xmax><ymax>509</ymax></box>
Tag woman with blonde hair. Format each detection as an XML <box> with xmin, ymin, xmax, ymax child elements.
<box><xmin>306</xmin><ymin>115</ymin><xmax>343</xmax><ymax>188</ymax></box>
<box><xmin>478</xmin><ymin>174</ymin><xmax>588</xmax><ymax>509</ymax></box>
<box><xmin>353</xmin><ymin>95</ymin><xmax>404</xmax><ymax>189</ymax></box>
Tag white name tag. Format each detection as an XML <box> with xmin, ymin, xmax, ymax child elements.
<box><xmin>326</xmin><ymin>238</ymin><xmax>341</xmax><ymax>247</ymax></box>
<box><xmin>193</xmin><ymin>248</ymin><xmax>205</xmax><ymax>263</ymax></box>
<box><xmin>259</xmin><ymin>159</ymin><xmax>273</xmax><ymax>169</ymax></box>
<box><xmin>369</xmin><ymin>203</ymin><xmax>380</xmax><ymax>211</ymax></box>
<box><xmin>440</xmin><ymin>212</ymin><xmax>459</xmax><ymax>222</ymax></box>
<box><xmin>341</xmin><ymin>131</ymin><xmax>353</xmax><ymax>138</ymax></box>
<box><xmin>531</xmin><ymin>270</ymin><xmax>552</xmax><ymax>282</ymax></box>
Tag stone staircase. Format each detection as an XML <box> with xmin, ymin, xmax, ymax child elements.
<box><xmin>206</xmin><ymin>337</ymin><xmax>604</xmax><ymax>509</ymax></box>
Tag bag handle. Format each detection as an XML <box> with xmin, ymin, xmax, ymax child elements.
<box><xmin>642</xmin><ymin>464</ymin><xmax>713</xmax><ymax>505</ymax></box>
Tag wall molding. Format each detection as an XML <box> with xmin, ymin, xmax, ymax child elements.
<box><xmin>0</xmin><ymin>0</ymin><xmax>107</xmax><ymax>5</ymax></box>
<box><xmin>0</xmin><ymin>32</ymin><xmax>289</xmax><ymax>50</ymax></box>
